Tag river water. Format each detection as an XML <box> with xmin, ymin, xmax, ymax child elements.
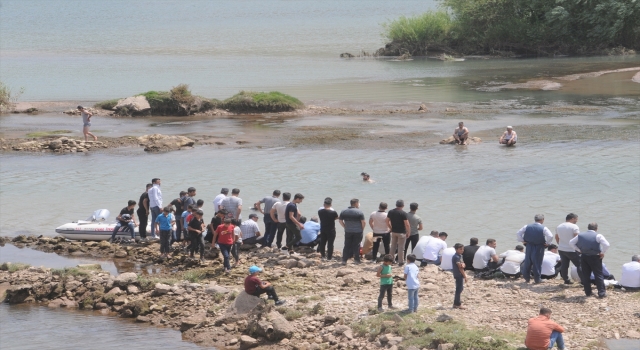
<box><xmin>1</xmin><ymin>0</ymin><xmax>639</xmax><ymax>349</ymax></box>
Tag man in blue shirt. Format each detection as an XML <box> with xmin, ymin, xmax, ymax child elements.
<box><xmin>156</xmin><ymin>207</ymin><xmax>175</xmax><ymax>259</ymax></box>
<box><xmin>298</xmin><ymin>216</ymin><xmax>321</xmax><ymax>248</ymax></box>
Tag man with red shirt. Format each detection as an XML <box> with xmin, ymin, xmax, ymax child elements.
<box><xmin>244</xmin><ymin>266</ymin><xmax>286</xmax><ymax>306</ymax></box>
<box><xmin>525</xmin><ymin>308</ymin><xmax>565</xmax><ymax>350</ymax></box>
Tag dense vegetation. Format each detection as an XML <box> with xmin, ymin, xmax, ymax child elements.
<box><xmin>95</xmin><ymin>85</ymin><xmax>304</xmax><ymax>116</ymax></box>
<box><xmin>379</xmin><ymin>0</ymin><xmax>640</xmax><ymax>56</ymax></box>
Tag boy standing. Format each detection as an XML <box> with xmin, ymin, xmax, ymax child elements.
<box><xmin>110</xmin><ymin>200</ymin><xmax>137</xmax><ymax>242</ymax></box>
<box><xmin>182</xmin><ymin>204</ymin><xmax>194</xmax><ymax>250</ymax></box>
<box><xmin>376</xmin><ymin>254</ymin><xmax>396</xmax><ymax>312</ymax></box>
<box><xmin>187</xmin><ymin>210</ymin><xmax>206</xmax><ymax>263</ymax></box>
<box><xmin>404</xmin><ymin>254</ymin><xmax>420</xmax><ymax>313</ymax></box>
<box><xmin>156</xmin><ymin>206</ymin><xmax>175</xmax><ymax>258</ymax></box>
<box><xmin>452</xmin><ymin>243</ymin><xmax>467</xmax><ymax>309</ymax></box>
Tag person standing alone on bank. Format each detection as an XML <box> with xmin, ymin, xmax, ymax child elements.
<box><xmin>386</xmin><ymin>200</ymin><xmax>411</xmax><ymax>266</ymax></box>
<box><xmin>137</xmin><ymin>183</ymin><xmax>152</xmax><ymax>240</ymax></box>
<box><xmin>78</xmin><ymin>106</ymin><xmax>97</xmax><ymax>141</ymax></box>
<box><xmin>555</xmin><ymin>213</ymin><xmax>583</xmax><ymax>284</ymax></box>
<box><xmin>148</xmin><ymin>178</ymin><xmax>163</xmax><ymax>239</ymax></box>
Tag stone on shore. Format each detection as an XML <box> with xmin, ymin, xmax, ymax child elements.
<box><xmin>114</xmin><ymin>96</ymin><xmax>151</xmax><ymax>114</ymax></box>
<box><xmin>137</xmin><ymin>134</ymin><xmax>195</xmax><ymax>152</ymax></box>
<box><xmin>180</xmin><ymin>315</ymin><xmax>206</xmax><ymax>332</ymax></box>
<box><xmin>239</xmin><ymin>335</ymin><xmax>258</xmax><ymax>349</ymax></box>
<box><xmin>154</xmin><ymin>283</ymin><xmax>172</xmax><ymax>296</ymax></box>
<box><xmin>114</xmin><ymin>272</ymin><xmax>138</xmax><ymax>287</ymax></box>
<box><xmin>205</xmin><ymin>284</ymin><xmax>230</xmax><ymax>295</ymax></box>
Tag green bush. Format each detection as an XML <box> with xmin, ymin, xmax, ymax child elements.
<box><xmin>382</xmin><ymin>11</ymin><xmax>453</xmax><ymax>55</ymax></box>
<box><xmin>0</xmin><ymin>262</ymin><xmax>31</xmax><ymax>272</ymax></box>
<box><xmin>222</xmin><ymin>91</ymin><xmax>303</xmax><ymax>113</ymax></box>
<box><xmin>94</xmin><ymin>99</ymin><xmax>119</xmax><ymax>110</ymax></box>
<box><xmin>52</xmin><ymin>267</ymin><xmax>88</xmax><ymax>278</ymax></box>
<box><xmin>0</xmin><ymin>81</ymin><xmax>24</xmax><ymax>112</ymax></box>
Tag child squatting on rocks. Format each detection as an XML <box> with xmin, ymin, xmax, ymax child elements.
<box><xmin>376</xmin><ymin>254</ymin><xmax>396</xmax><ymax>312</ymax></box>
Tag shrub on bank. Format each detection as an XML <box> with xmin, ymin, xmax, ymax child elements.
<box><xmin>380</xmin><ymin>0</ymin><xmax>640</xmax><ymax>56</ymax></box>
<box><xmin>0</xmin><ymin>81</ymin><xmax>24</xmax><ymax>113</ymax></box>
<box><xmin>221</xmin><ymin>91</ymin><xmax>304</xmax><ymax>113</ymax></box>
<box><xmin>94</xmin><ymin>99</ymin><xmax>119</xmax><ymax>110</ymax></box>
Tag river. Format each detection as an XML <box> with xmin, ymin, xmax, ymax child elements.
<box><xmin>0</xmin><ymin>0</ymin><xmax>639</xmax><ymax>349</ymax></box>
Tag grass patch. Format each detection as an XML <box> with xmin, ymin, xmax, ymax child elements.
<box><xmin>0</xmin><ymin>81</ymin><xmax>24</xmax><ymax>112</ymax></box>
<box><xmin>181</xmin><ymin>269</ymin><xmax>207</xmax><ymax>283</ymax></box>
<box><xmin>0</xmin><ymin>262</ymin><xmax>31</xmax><ymax>272</ymax></box>
<box><xmin>351</xmin><ymin>311</ymin><xmax>524</xmax><ymax>349</ymax></box>
<box><xmin>282</xmin><ymin>308</ymin><xmax>304</xmax><ymax>321</ymax></box>
<box><xmin>94</xmin><ymin>99</ymin><xmax>119</xmax><ymax>110</ymax></box>
<box><xmin>297</xmin><ymin>296</ymin><xmax>310</xmax><ymax>304</ymax></box>
<box><xmin>310</xmin><ymin>303</ymin><xmax>324</xmax><ymax>315</ymax></box>
<box><xmin>26</xmin><ymin>130</ymin><xmax>71</xmax><ymax>138</ymax></box>
<box><xmin>52</xmin><ymin>267</ymin><xmax>89</xmax><ymax>278</ymax></box>
<box><xmin>382</xmin><ymin>11</ymin><xmax>453</xmax><ymax>56</ymax></box>
<box><xmin>137</xmin><ymin>276</ymin><xmax>179</xmax><ymax>292</ymax></box>
<box><xmin>221</xmin><ymin>91</ymin><xmax>303</xmax><ymax>113</ymax></box>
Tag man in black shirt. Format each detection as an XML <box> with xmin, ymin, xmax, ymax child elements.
<box><xmin>171</xmin><ymin>190</ymin><xmax>187</xmax><ymax>242</ymax></box>
<box><xmin>137</xmin><ymin>184</ymin><xmax>151</xmax><ymax>239</ymax></box>
<box><xmin>207</xmin><ymin>209</ymin><xmax>227</xmax><ymax>243</ymax></box>
<box><xmin>386</xmin><ymin>200</ymin><xmax>410</xmax><ymax>266</ymax></box>
<box><xmin>463</xmin><ymin>237</ymin><xmax>480</xmax><ymax>271</ymax></box>
<box><xmin>285</xmin><ymin>193</ymin><xmax>304</xmax><ymax>253</ymax></box>
<box><xmin>317</xmin><ymin>198</ymin><xmax>339</xmax><ymax>260</ymax></box>
<box><xmin>110</xmin><ymin>200</ymin><xmax>137</xmax><ymax>242</ymax></box>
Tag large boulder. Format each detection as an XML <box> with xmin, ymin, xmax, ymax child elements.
<box><xmin>246</xmin><ymin>305</ymin><xmax>295</xmax><ymax>341</ymax></box>
<box><xmin>137</xmin><ymin>134</ymin><xmax>195</xmax><ymax>152</ymax></box>
<box><xmin>114</xmin><ymin>96</ymin><xmax>151</xmax><ymax>115</ymax></box>
<box><xmin>114</xmin><ymin>272</ymin><xmax>138</xmax><ymax>287</ymax></box>
<box><xmin>216</xmin><ymin>291</ymin><xmax>264</xmax><ymax>326</ymax></box>
<box><xmin>5</xmin><ymin>284</ymin><xmax>34</xmax><ymax>304</ymax></box>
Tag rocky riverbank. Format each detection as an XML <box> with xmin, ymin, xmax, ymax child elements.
<box><xmin>2</xmin><ymin>235</ymin><xmax>639</xmax><ymax>349</ymax></box>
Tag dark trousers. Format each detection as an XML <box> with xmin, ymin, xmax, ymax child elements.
<box><xmin>263</xmin><ymin>220</ymin><xmax>278</xmax><ymax>247</ymax></box>
<box><xmin>454</xmin><ymin>277</ymin><xmax>464</xmax><ymax>306</ymax></box>
<box><xmin>297</xmin><ymin>236</ymin><xmax>321</xmax><ymax>248</ymax></box>
<box><xmin>253</xmin><ymin>286</ymin><xmax>279</xmax><ymax>302</ymax></box>
<box><xmin>111</xmin><ymin>222</ymin><xmax>135</xmax><ymax>240</ymax></box>
<box><xmin>522</xmin><ymin>244</ymin><xmax>545</xmax><ymax>283</ymax></box>
<box><xmin>559</xmin><ymin>250</ymin><xmax>583</xmax><ymax>282</ymax></box>
<box><xmin>404</xmin><ymin>234</ymin><xmax>419</xmax><ymax>260</ymax></box>
<box><xmin>150</xmin><ymin>206</ymin><xmax>161</xmax><ymax>237</ymax></box>
<box><xmin>190</xmin><ymin>233</ymin><xmax>205</xmax><ymax>258</ymax></box>
<box><xmin>276</xmin><ymin>222</ymin><xmax>287</xmax><ymax>248</ymax></box>
<box><xmin>219</xmin><ymin>243</ymin><xmax>232</xmax><ymax>269</ymax></box>
<box><xmin>137</xmin><ymin>209</ymin><xmax>148</xmax><ymax>238</ymax></box>
<box><xmin>159</xmin><ymin>229</ymin><xmax>171</xmax><ymax>254</ymax></box>
<box><xmin>231</xmin><ymin>242</ymin><xmax>240</xmax><ymax>262</ymax></box>
<box><xmin>378</xmin><ymin>284</ymin><xmax>393</xmax><ymax>308</ymax></box>
<box><xmin>372</xmin><ymin>233</ymin><xmax>390</xmax><ymax>261</ymax></box>
<box><xmin>286</xmin><ymin>223</ymin><xmax>301</xmax><ymax>248</ymax></box>
<box><xmin>581</xmin><ymin>254</ymin><xmax>606</xmax><ymax>297</ymax></box>
<box><xmin>318</xmin><ymin>229</ymin><xmax>336</xmax><ymax>259</ymax></box>
<box><xmin>174</xmin><ymin>216</ymin><xmax>183</xmax><ymax>242</ymax></box>
<box><xmin>342</xmin><ymin>231</ymin><xmax>363</xmax><ymax>262</ymax></box>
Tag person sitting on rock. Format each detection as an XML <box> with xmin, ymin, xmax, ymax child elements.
<box><xmin>239</xmin><ymin>213</ymin><xmax>262</xmax><ymax>246</ymax></box>
<box><xmin>540</xmin><ymin>244</ymin><xmax>561</xmax><ymax>280</ymax></box>
<box><xmin>498</xmin><ymin>245</ymin><xmax>525</xmax><ymax>278</ymax></box>
<box><xmin>499</xmin><ymin>126</ymin><xmax>517</xmax><ymax>146</ymax></box>
<box><xmin>244</xmin><ymin>265</ymin><xmax>286</xmax><ymax>306</ymax></box>
<box><xmin>472</xmin><ymin>239</ymin><xmax>502</xmax><ymax>272</ymax></box>
<box><xmin>619</xmin><ymin>255</ymin><xmax>640</xmax><ymax>291</ymax></box>
<box><xmin>453</xmin><ymin>121</ymin><xmax>469</xmax><ymax>145</ymax></box>
<box><xmin>525</xmin><ymin>307</ymin><xmax>565</xmax><ymax>350</ymax></box>
<box><xmin>298</xmin><ymin>216</ymin><xmax>321</xmax><ymax>248</ymax></box>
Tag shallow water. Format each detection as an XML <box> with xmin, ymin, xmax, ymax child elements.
<box><xmin>0</xmin><ymin>304</ymin><xmax>206</xmax><ymax>350</ymax></box>
<box><xmin>0</xmin><ymin>244</ymin><xmax>119</xmax><ymax>275</ymax></box>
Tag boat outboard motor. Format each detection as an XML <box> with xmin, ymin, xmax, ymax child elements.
<box><xmin>87</xmin><ymin>209</ymin><xmax>110</xmax><ymax>222</ymax></box>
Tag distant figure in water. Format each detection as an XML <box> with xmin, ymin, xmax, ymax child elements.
<box><xmin>453</xmin><ymin>122</ymin><xmax>468</xmax><ymax>145</ymax></box>
<box><xmin>361</xmin><ymin>172</ymin><xmax>375</xmax><ymax>183</ymax></box>
<box><xmin>78</xmin><ymin>106</ymin><xmax>97</xmax><ymax>141</ymax></box>
<box><xmin>499</xmin><ymin>126</ymin><xmax>517</xmax><ymax>146</ymax></box>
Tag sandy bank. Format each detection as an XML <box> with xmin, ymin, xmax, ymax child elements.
<box><xmin>2</xmin><ymin>236</ymin><xmax>640</xmax><ymax>349</ymax></box>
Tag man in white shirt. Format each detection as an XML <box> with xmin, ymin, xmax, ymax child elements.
<box><xmin>517</xmin><ymin>214</ymin><xmax>554</xmax><ymax>284</ymax></box>
<box><xmin>412</xmin><ymin>234</ymin><xmax>432</xmax><ymax>261</ymax></box>
<box><xmin>212</xmin><ymin>188</ymin><xmax>228</xmax><ymax>213</ymax></box>
<box><xmin>148</xmin><ymin>178</ymin><xmax>163</xmax><ymax>239</ymax></box>
<box><xmin>569</xmin><ymin>222</ymin><xmax>610</xmax><ymax>298</ymax></box>
<box><xmin>555</xmin><ymin>213</ymin><xmax>582</xmax><ymax>284</ymax></box>
<box><xmin>239</xmin><ymin>213</ymin><xmax>262</xmax><ymax>245</ymax></box>
<box><xmin>421</xmin><ymin>232</ymin><xmax>448</xmax><ymax>266</ymax></box>
<box><xmin>473</xmin><ymin>239</ymin><xmax>501</xmax><ymax>271</ymax></box>
<box><xmin>619</xmin><ymin>255</ymin><xmax>640</xmax><ymax>290</ymax></box>
<box><xmin>499</xmin><ymin>245</ymin><xmax>525</xmax><ymax>278</ymax></box>
<box><xmin>439</xmin><ymin>247</ymin><xmax>456</xmax><ymax>271</ymax></box>
<box><xmin>369</xmin><ymin>202</ymin><xmax>390</xmax><ymax>262</ymax></box>
<box><xmin>541</xmin><ymin>245</ymin><xmax>562</xmax><ymax>280</ymax></box>
<box><xmin>270</xmin><ymin>192</ymin><xmax>291</xmax><ymax>249</ymax></box>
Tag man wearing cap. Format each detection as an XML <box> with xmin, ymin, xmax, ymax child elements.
<box><xmin>213</xmin><ymin>188</ymin><xmax>229</xmax><ymax>213</ymax></box>
<box><xmin>255</xmin><ymin>190</ymin><xmax>281</xmax><ymax>247</ymax></box>
<box><xmin>78</xmin><ymin>106</ymin><xmax>97</xmax><ymax>141</ymax></box>
<box><xmin>386</xmin><ymin>200</ymin><xmax>411</xmax><ymax>266</ymax></box>
<box><xmin>499</xmin><ymin>126</ymin><xmax>517</xmax><ymax>146</ymax></box>
<box><xmin>240</xmin><ymin>213</ymin><xmax>263</xmax><ymax>245</ymax></box>
<box><xmin>244</xmin><ymin>266</ymin><xmax>286</xmax><ymax>306</ymax></box>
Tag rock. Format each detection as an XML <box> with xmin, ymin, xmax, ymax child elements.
<box><xmin>422</xmin><ymin>283</ymin><xmax>437</xmax><ymax>291</ymax></box>
<box><xmin>343</xmin><ymin>330</ymin><xmax>353</xmax><ymax>340</ymax></box>
<box><xmin>297</xmin><ymin>259</ymin><xmax>312</xmax><ymax>268</ymax></box>
<box><xmin>48</xmin><ymin>140</ymin><xmax>62</xmax><ymax>150</ymax></box>
<box><xmin>98</xmin><ymin>241</ymin><xmax>111</xmax><ymax>249</ymax></box>
<box><xmin>106</xmin><ymin>287</ymin><xmax>123</xmax><ymax>295</ymax></box>
<box><xmin>625</xmin><ymin>330</ymin><xmax>640</xmax><ymax>339</ymax></box>
<box><xmin>114</xmin><ymin>250</ymin><xmax>128</xmax><ymax>258</ymax></box>
<box><xmin>285</xmin><ymin>259</ymin><xmax>299</xmax><ymax>269</ymax></box>
<box><xmin>127</xmin><ymin>285</ymin><xmax>140</xmax><ymax>294</ymax></box>
<box><xmin>521</xmin><ymin>300</ymin><xmax>535</xmax><ymax>306</ymax></box>
<box><xmin>113</xmin><ymin>295</ymin><xmax>128</xmax><ymax>305</ymax></box>
<box><xmin>418</xmin><ymin>104</ymin><xmax>427</xmax><ymax>111</ymax></box>
<box><xmin>225</xmin><ymin>291</ymin><xmax>264</xmax><ymax>316</ymax></box>
<box><xmin>136</xmin><ymin>315</ymin><xmax>151</xmax><ymax>323</ymax></box>
<box><xmin>137</xmin><ymin>134</ymin><xmax>195</xmax><ymax>152</ymax></box>
<box><xmin>205</xmin><ymin>284</ymin><xmax>230</xmax><ymax>295</ymax></box>
<box><xmin>48</xmin><ymin>299</ymin><xmax>64</xmax><ymax>308</ymax></box>
<box><xmin>247</xmin><ymin>309</ymin><xmax>295</xmax><ymax>341</ymax></box>
<box><xmin>436</xmin><ymin>314</ymin><xmax>453</xmax><ymax>322</ymax></box>
<box><xmin>5</xmin><ymin>284</ymin><xmax>33</xmax><ymax>304</ymax></box>
<box><xmin>180</xmin><ymin>315</ymin><xmax>206</xmax><ymax>332</ymax></box>
<box><xmin>336</xmin><ymin>269</ymin><xmax>357</xmax><ymax>277</ymax></box>
<box><xmin>240</xmin><ymin>335</ymin><xmax>258</xmax><ymax>349</ymax></box>
<box><xmin>324</xmin><ymin>315</ymin><xmax>338</xmax><ymax>324</ymax></box>
<box><xmin>439</xmin><ymin>136</ymin><xmax>482</xmax><ymax>145</ymax></box>
<box><xmin>154</xmin><ymin>283</ymin><xmax>172</xmax><ymax>296</ymax></box>
<box><xmin>114</xmin><ymin>272</ymin><xmax>138</xmax><ymax>287</ymax></box>
<box><xmin>340</xmin><ymin>52</ymin><xmax>355</xmax><ymax>58</ymax></box>
<box><xmin>438</xmin><ymin>344</ymin><xmax>454</xmax><ymax>350</ymax></box>
<box><xmin>393</xmin><ymin>313</ymin><xmax>404</xmax><ymax>324</ymax></box>
<box><xmin>114</xmin><ymin>96</ymin><xmax>151</xmax><ymax>114</ymax></box>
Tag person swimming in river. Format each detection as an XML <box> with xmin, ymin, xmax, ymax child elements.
<box><xmin>499</xmin><ymin>126</ymin><xmax>517</xmax><ymax>146</ymax></box>
<box><xmin>453</xmin><ymin>122</ymin><xmax>469</xmax><ymax>145</ymax></box>
<box><xmin>361</xmin><ymin>172</ymin><xmax>375</xmax><ymax>183</ymax></box>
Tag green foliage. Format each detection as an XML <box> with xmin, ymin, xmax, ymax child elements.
<box><xmin>52</xmin><ymin>267</ymin><xmax>88</xmax><ymax>278</ymax></box>
<box><xmin>0</xmin><ymin>81</ymin><xmax>24</xmax><ymax>112</ymax></box>
<box><xmin>94</xmin><ymin>99</ymin><xmax>119</xmax><ymax>110</ymax></box>
<box><xmin>382</xmin><ymin>0</ymin><xmax>640</xmax><ymax>56</ymax></box>
<box><xmin>137</xmin><ymin>276</ymin><xmax>178</xmax><ymax>292</ymax></box>
<box><xmin>0</xmin><ymin>262</ymin><xmax>31</xmax><ymax>272</ymax></box>
<box><xmin>170</xmin><ymin>84</ymin><xmax>195</xmax><ymax>105</ymax></box>
<box><xmin>222</xmin><ymin>91</ymin><xmax>303</xmax><ymax>113</ymax></box>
